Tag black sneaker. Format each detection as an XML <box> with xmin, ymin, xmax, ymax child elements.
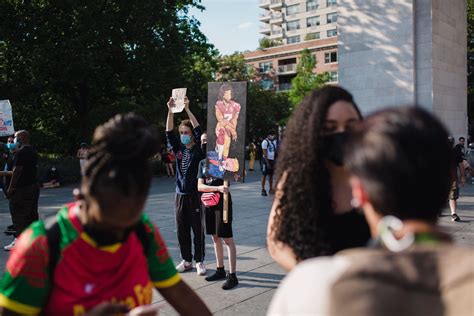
<box><xmin>222</xmin><ymin>273</ymin><xmax>238</xmax><ymax>290</ymax></box>
<box><xmin>7</xmin><ymin>225</ymin><xmax>14</xmax><ymax>230</ymax></box>
<box><xmin>205</xmin><ymin>269</ymin><xmax>226</xmax><ymax>282</ymax></box>
<box><xmin>261</xmin><ymin>189</ymin><xmax>267</xmax><ymax>196</ymax></box>
<box><xmin>452</xmin><ymin>213</ymin><xmax>461</xmax><ymax>222</ymax></box>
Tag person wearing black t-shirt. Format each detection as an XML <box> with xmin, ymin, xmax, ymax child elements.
<box><xmin>3</xmin><ymin>130</ymin><xmax>39</xmax><ymax>251</ymax></box>
<box><xmin>197</xmin><ymin>134</ymin><xmax>238</xmax><ymax>290</ymax></box>
<box><xmin>166</xmin><ymin>96</ymin><xmax>207</xmax><ymax>275</ymax></box>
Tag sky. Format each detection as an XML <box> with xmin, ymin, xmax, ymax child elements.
<box><xmin>189</xmin><ymin>0</ymin><xmax>261</xmax><ymax>55</ymax></box>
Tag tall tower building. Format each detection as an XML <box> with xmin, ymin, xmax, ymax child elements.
<box><xmin>244</xmin><ymin>0</ymin><xmax>339</xmax><ymax>92</ymax></box>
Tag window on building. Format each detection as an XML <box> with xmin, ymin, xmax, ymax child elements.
<box><xmin>327</xmin><ymin>0</ymin><xmax>337</xmax><ymax>6</ymax></box>
<box><xmin>324</xmin><ymin>51</ymin><xmax>337</xmax><ymax>63</ymax></box>
<box><xmin>307</xmin><ymin>0</ymin><xmax>319</xmax><ymax>11</ymax></box>
<box><xmin>307</xmin><ymin>16</ymin><xmax>320</xmax><ymax>28</ymax></box>
<box><xmin>286</xmin><ymin>4</ymin><xmax>300</xmax><ymax>16</ymax></box>
<box><xmin>327</xmin><ymin>13</ymin><xmax>337</xmax><ymax>24</ymax></box>
<box><xmin>305</xmin><ymin>32</ymin><xmax>320</xmax><ymax>40</ymax></box>
<box><xmin>329</xmin><ymin>71</ymin><xmax>338</xmax><ymax>82</ymax></box>
<box><xmin>287</xmin><ymin>35</ymin><xmax>301</xmax><ymax>44</ymax></box>
<box><xmin>260</xmin><ymin>78</ymin><xmax>274</xmax><ymax>90</ymax></box>
<box><xmin>287</xmin><ymin>20</ymin><xmax>300</xmax><ymax>31</ymax></box>
<box><xmin>258</xmin><ymin>61</ymin><xmax>273</xmax><ymax>73</ymax></box>
<box><xmin>327</xmin><ymin>28</ymin><xmax>337</xmax><ymax>37</ymax></box>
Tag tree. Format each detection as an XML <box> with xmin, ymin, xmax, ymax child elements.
<box><xmin>217</xmin><ymin>53</ymin><xmax>255</xmax><ymax>82</ymax></box>
<box><xmin>288</xmin><ymin>49</ymin><xmax>329</xmax><ymax>106</ymax></box>
<box><xmin>0</xmin><ymin>0</ymin><xmax>215</xmax><ymax>153</ymax></box>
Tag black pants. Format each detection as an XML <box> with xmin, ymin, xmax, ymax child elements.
<box><xmin>175</xmin><ymin>193</ymin><xmax>205</xmax><ymax>262</ymax></box>
<box><xmin>9</xmin><ymin>183</ymin><xmax>40</xmax><ymax>237</ymax></box>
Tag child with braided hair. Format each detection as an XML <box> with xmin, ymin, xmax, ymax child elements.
<box><xmin>0</xmin><ymin>113</ymin><xmax>211</xmax><ymax>316</ymax></box>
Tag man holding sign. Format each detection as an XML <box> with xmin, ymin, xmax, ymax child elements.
<box><xmin>166</xmin><ymin>94</ymin><xmax>207</xmax><ymax>276</ymax></box>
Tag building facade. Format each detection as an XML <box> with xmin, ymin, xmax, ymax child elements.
<box><xmin>245</xmin><ymin>0</ymin><xmax>339</xmax><ymax>91</ymax></box>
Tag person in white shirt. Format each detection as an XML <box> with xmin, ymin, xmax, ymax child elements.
<box><xmin>260</xmin><ymin>130</ymin><xmax>278</xmax><ymax>196</ymax></box>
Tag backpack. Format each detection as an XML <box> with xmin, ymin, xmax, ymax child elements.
<box><xmin>44</xmin><ymin>214</ymin><xmax>151</xmax><ymax>279</ymax></box>
<box><xmin>329</xmin><ymin>245</ymin><xmax>474</xmax><ymax>316</ymax></box>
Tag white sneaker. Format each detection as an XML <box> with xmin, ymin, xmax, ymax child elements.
<box><xmin>4</xmin><ymin>238</ymin><xmax>17</xmax><ymax>251</ymax></box>
<box><xmin>176</xmin><ymin>260</ymin><xmax>193</xmax><ymax>273</ymax></box>
<box><xmin>196</xmin><ymin>262</ymin><xmax>207</xmax><ymax>276</ymax></box>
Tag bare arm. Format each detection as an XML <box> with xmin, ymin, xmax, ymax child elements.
<box><xmin>166</xmin><ymin>97</ymin><xmax>175</xmax><ymax>132</ymax></box>
<box><xmin>184</xmin><ymin>97</ymin><xmax>199</xmax><ymax>128</ymax></box>
<box><xmin>458</xmin><ymin>161</ymin><xmax>466</xmax><ymax>185</ymax></box>
<box><xmin>266</xmin><ymin>173</ymin><xmax>297</xmax><ymax>271</ymax></box>
<box><xmin>158</xmin><ymin>280</ymin><xmax>211</xmax><ymax>316</ymax></box>
<box><xmin>198</xmin><ymin>178</ymin><xmax>227</xmax><ymax>193</ymax></box>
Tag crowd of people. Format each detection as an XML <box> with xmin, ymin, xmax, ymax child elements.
<box><xmin>0</xmin><ymin>85</ymin><xmax>472</xmax><ymax>315</ymax></box>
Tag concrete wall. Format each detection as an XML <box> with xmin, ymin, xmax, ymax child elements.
<box><xmin>339</xmin><ymin>0</ymin><xmax>467</xmax><ymax>138</ymax></box>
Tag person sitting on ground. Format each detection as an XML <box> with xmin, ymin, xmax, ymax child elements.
<box><xmin>0</xmin><ymin>113</ymin><xmax>211</xmax><ymax>316</ymax></box>
<box><xmin>268</xmin><ymin>107</ymin><xmax>474</xmax><ymax>316</ymax></box>
<box><xmin>197</xmin><ymin>133</ymin><xmax>238</xmax><ymax>290</ymax></box>
<box><xmin>266</xmin><ymin>86</ymin><xmax>371</xmax><ymax>271</ymax></box>
<box><xmin>42</xmin><ymin>165</ymin><xmax>61</xmax><ymax>188</ymax></box>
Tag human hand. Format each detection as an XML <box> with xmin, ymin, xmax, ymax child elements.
<box><xmin>218</xmin><ymin>185</ymin><xmax>229</xmax><ymax>193</ymax></box>
<box><xmin>167</xmin><ymin>97</ymin><xmax>175</xmax><ymax>110</ymax></box>
<box><xmin>84</xmin><ymin>302</ymin><xmax>129</xmax><ymax>316</ymax></box>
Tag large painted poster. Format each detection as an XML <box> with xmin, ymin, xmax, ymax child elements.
<box><xmin>206</xmin><ymin>82</ymin><xmax>247</xmax><ymax>182</ymax></box>
<box><xmin>0</xmin><ymin>100</ymin><xmax>15</xmax><ymax>137</ymax></box>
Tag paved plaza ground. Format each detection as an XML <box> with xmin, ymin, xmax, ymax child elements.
<box><xmin>0</xmin><ymin>170</ymin><xmax>473</xmax><ymax>315</ymax></box>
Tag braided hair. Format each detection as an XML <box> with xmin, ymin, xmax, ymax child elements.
<box><xmin>82</xmin><ymin>113</ymin><xmax>159</xmax><ymax>212</ymax></box>
<box><xmin>272</xmin><ymin>86</ymin><xmax>362</xmax><ymax>260</ymax></box>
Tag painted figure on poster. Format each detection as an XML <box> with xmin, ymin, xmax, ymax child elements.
<box><xmin>208</xmin><ymin>83</ymin><xmax>241</xmax><ymax>178</ymax></box>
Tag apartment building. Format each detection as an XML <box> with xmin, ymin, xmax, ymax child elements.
<box><xmin>244</xmin><ymin>0</ymin><xmax>339</xmax><ymax>91</ymax></box>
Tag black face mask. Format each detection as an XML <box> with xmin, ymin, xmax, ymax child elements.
<box><xmin>322</xmin><ymin>132</ymin><xmax>349</xmax><ymax>166</ymax></box>
<box><xmin>201</xmin><ymin>143</ymin><xmax>207</xmax><ymax>153</ymax></box>
<box><xmin>83</xmin><ymin>223</ymin><xmax>136</xmax><ymax>246</ymax></box>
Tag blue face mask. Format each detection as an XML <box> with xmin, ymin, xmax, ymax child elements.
<box><xmin>180</xmin><ymin>135</ymin><xmax>192</xmax><ymax>145</ymax></box>
<box><xmin>6</xmin><ymin>142</ymin><xmax>17</xmax><ymax>150</ymax></box>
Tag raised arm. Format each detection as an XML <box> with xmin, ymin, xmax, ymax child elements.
<box><xmin>158</xmin><ymin>280</ymin><xmax>211</xmax><ymax>316</ymax></box>
<box><xmin>184</xmin><ymin>97</ymin><xmax>199</xmax><ymax>128</ymax></box>
<box><xmin>166</xmin><ymin>97</ymin><xmax>175</xmax><ymax>132</ymax></box>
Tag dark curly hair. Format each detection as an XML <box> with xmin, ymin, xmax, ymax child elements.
<box><xmin>82</xmin><ymin>113</ymin><xmax>159</xmax><ymax>211</ymax></box>
<box><xmin>272</xmin><ymin>85</ymin><xmax>361</xmax><ymax>260</ymax></box>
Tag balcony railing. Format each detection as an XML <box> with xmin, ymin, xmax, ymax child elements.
<box><xmin>278</xmin><ymin>64</ymin><xmax>297</xmax><ymax>74</ymax></box>
<box><xmin>277</xmin><ymin>83</ymin><xmax>292</xmax><ymax>92</ymax></box>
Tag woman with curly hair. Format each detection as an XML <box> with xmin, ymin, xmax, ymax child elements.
<box><xmin>266</xmin><ymin>85</ymin><xmax>371</xmax><ymax>271</ymax></box>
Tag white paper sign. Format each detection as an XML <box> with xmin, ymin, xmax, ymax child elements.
<box><xmin>0</xmin><ymin>100</ymin><xmax>15</xmax><ymax>137</ymax></box>
<box><xmin>171</xmin><ymin>88</ymin><xmax>187</xmax><ymax>113</ymax></box>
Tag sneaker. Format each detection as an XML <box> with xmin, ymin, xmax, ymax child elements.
<box><xmin>175</xmin><ymin>260</ymin><xmax>193</xmax><ymax>273</ymax></box>
<box><xmin>222</xmin><ymin>273</ymin><xmax>238</xmax><ymax>290</ymax></box>
<box><xmin>261</xmin><ymin>189</ymin><xmax>267</xmax><ymax>196</ymax></box>
<box><xmin>7</xmin><ymin>225</ymin><xmax>14</xmax><ymax>230</ymax></box>
<box><xmin>205</xmin><ymin>268</ymin><xmax>226</xmax><ymax>281</ymax></box>
<box><xmin>196</xmin><ymin>262</ymin><xmax>207</xmax><ymax>276</ymax></box>
<box><xmin>451</xmin><ymin>213</ymin><xmax>461</xmax><ymax>222</ymax></box>
<box><xmin>4</xmin><ymin>238</ymin><xmax>17</xmax><ymax>251</ymax></box>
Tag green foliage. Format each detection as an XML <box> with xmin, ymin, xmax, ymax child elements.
<box><xmin>258</xmin><ymin>38</ymin><xmax>283</xmax><ymax>49</ymax></box>
<box><xmin>0</xmin><ymin>0</ymin><xmax>217</xmax><ymax>154</ymax></box>
<box><xmin>247</xmin><ymin>83</ymin><xmax>291</xmax><ymax>140</ymax></box>
<box><xmin>304</xmin><ymin>33</ymin><xmax>319</xmax><ymax>41</ymax></box>
<box><xmin>288</xmin><ymin>49</ymin><xmax>330</xmax><ymax>106</ymax></box>
<box><xmin>218</xmin><ymin>53</ymin><xmax>255</xmax><ymax>82</ymax></box>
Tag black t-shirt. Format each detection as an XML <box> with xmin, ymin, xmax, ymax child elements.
<box><xmin>13</xmin><ymin>145</ymin><xmax>38</xmax><ymax>188</ymax></box>
<box><xmin>451</xmin><ymin>146</ymin><xmax>464</xmax><ymax>179</ymax></box>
